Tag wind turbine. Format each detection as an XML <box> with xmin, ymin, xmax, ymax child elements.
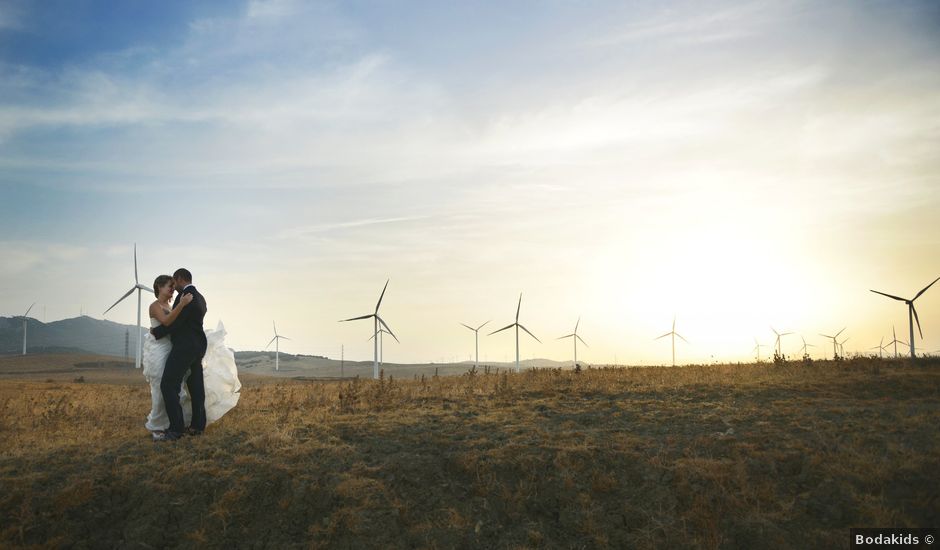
<box><xmin>265</xmin><ymin>321</ymin><xmax>290</xmax><ymax>372</ymax></box>
<box><xmin>19</xmin><ymin>303</ymin><xmax>35</xmax><ymax>355</ymax></box>
<box><xmin>368</xmin><ymin>327</ymin><xmax>394</xmax><ymax>367</ymax></box>
<box><xmin>837</xmin><ymin>336</ymin><xmax>850</xmax><ymax>358</ymax></box>
<box><xmin>799</xmin><ymin>335</ymin><xmax>816</xmax><ymax>357</ymax></box>
<box><xmin>819</xmin><ymin>328</ymin><xmax>846</xmax><ymax>359</ymax></box>
<box><xmin>460</xmin><ymin>320</ymin><xmax>490</xmax><ymax>370</ymax></box>
<box><xmin>340</xmin><ymin>279</ymin><xmax>399</xmax><ymax>379</ymax></box>
<box><xmin>753</xmin><ymin>338</ymin><xmax>769</xmax><ymax>363</ymax></box>
<box><xmin>869</xmin><ymin>337</ymin><xmax>887</xmax><ymax>359</ymax></box>
<box><xmin>870</xmin><ymin>276</ymin><xmax>940</xmax><ymax>359</ymax></box>
<box><xmin>557</xmin><ymin>317</ymin><xmax>588</xmax><ymax>368</ymax></box>
<box><xmin>886</xmin><ymin>325</ymin><xmax>908</xmax><ymax>359</ymax></box>
<box><xmin>771</xmin><ymin>327</ymin><xmax>793</xmax><ymax>357</ymax></box>
<box><xmin>489</xmin><ymin>293</ymin><xmax>540</xmax><ymax>373</ymax></box>
<box><xmin>655</xmin><ymin>316</ymin><xmax>687</xmax><ymax>367</ymax></box>
<box><xmin>103</xmin><ymin>244</ymin><xmax>151</xmax><ymax>369</ymax></box>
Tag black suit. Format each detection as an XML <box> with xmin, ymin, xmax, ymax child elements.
<box><xmin>152</xmin><ymin>284</ymin><xmax>208</xmax><ymax>434</ymax></box>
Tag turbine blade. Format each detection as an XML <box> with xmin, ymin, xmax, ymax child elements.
<box><xmin>375</xmin><ymin>279</ymin><xmax>389</xmax><ymax>313</ymax></box>
<box><xmin>476</xmin><ymin>320</ymin><xmax>491</xmax><ymax>331</ymax></box>
<box><xmin>516</xmin><ymin>293</ymin><xmax>522</xmax><ymax>322</ymax></box>
<box><xmin>134</xmin><ymin>243</ymin><xmax>139</xmax><ymax>284</ymax></box>
<box><xmin>279</xmin><ymin>336</ymin><xmax>291</xmax><ymax>341</ymax></box>
<box><xmin>376</xmin><ymin>315</ymin><xmax>400</xmax><ymax>343</ymax></box>
<box><xmin>103</xmin><ymin>287</ymin><xmax>136</xmax><ymax>315</ymax></box>
<box><xmin>912</xmin><ymin>305</ymin><xmax>923</xmax><ymax>339</ymax></box>
<box><xmin>836</xmin><ymin>327</ymin><xmax>846</xmax><ymax>338</ymax></box>
<box><xmin>24</xmin><ymin>302</ymin><xmax>36</xmax><ymax>317</ymax></box>
<box><xmin>914</xmin><ymin>276</ymin><xmax>940</xmax><ymax>301</ymax></box>
<box><xmin>819</xmin><ymin>334</ymin><xmax>833</xmax><ymax>339</ymax></box>
<box><xmin>675</xmin><ymin>333</ymin><xmax>689</xmax><ymax>343</ymax></box>
<box><xmin>782</xmin><ymin>332</ymin><xmax>793</xmax><ymax>336</ymax></box>
<box><xmin>265</xmin><ymin>336</ymin><xmax>277</xmax><ymax>350</ymax></box>
<box><xmin>574</xmin><ymin>316</ymin><xmax>580</xmax><ymax>333</ymax></box>
<box><xmin>489</xmin><ymin>323</ymin><xmax>515</xmax><ymax>336</ymax></box>
<box><xmin>340</xmin><ymin>314</ymin><xmax>374</xmax><ymax>322</ymax></box>
<box><xmin>576</xmin><ymin>335</ymin><xmax>588</xmax><ymax>347</ymax></box>
<box><xmin>273</xmin><ymin>321</ymin><xmax>278</xmax><ymax>336</ymax></box>
<box><xmin>557</xmin><ymin>334</ymin><xmax>575</xmax><ymax>340</ymax></box>
<box><xmin>870</xmin><ymin>289</ymin><xmax>907</xmax><ymax>302</ymax></box>
<box><xmin>460</xmin><ymin>323</ymin><xmax>476</xmax><ymax>331</ymax></box>
<box><xmin>518</xmin><ymin>324</ymin><xmax>541</xmax><ymax>343</ymax></box>
<box><xmin>655</xmin><ymin>332</ymin><xmax>672</xmax><ymax>340</ymax></box>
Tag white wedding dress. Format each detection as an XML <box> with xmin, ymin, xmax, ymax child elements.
<box><xmin>142</xmin><ymin>317</ymin><xmax>241</xmax><ymax>432</ymax></box>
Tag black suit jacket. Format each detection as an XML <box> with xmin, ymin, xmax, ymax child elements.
<box><xmin>152</xmin><ymin>285</ymin><xmax>208</xmax><ymax>355</ymax></box>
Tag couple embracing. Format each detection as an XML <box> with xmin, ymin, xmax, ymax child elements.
<box><xmin>143</xmin><ymin>268</ymin><xmax>240</xmax><ymax>442</ymax></box>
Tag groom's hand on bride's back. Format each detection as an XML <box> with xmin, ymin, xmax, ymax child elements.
<box><xmin>181</xmin><ymin>293</ymin><xmax>193</xmax><ymax>306</ymax></box>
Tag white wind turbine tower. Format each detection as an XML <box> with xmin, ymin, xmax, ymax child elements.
<box><xmin>103</xmin><ymin>244</ymin><xmax>151</xmax><ymax>369</ymax></box>
<box><xmin>837</xmin><ymin>336</ymin><xmax>850</xmax><ymax>358</ymax></box>
<box><xmin>655</xmin><ymin>316</ymin><xmax>687</xmax><ymax>367</ymax></box>
<box><xmin>800</xmin><ymin>335</ymin><xmax>816</xmax><ymax>358</ymax></box>
<box><xmin>870</xmin><ymin>276</ymin><xmax>940</xmax><ymax>359</ymax></box>
<box><xmin>753</xmin><ymin>338</ymin><xmax>769</xmax><ymax>363</ymax></box>
<box><xmin>340</xmin><ymin>279</ymin><xmax>399</xmax><ymax>380</ymax></box>
<box><xmin>460</xmin><ymin>321</ymin><xmax>490</xmax><ymax>370</ymax></box>
<box><xmin>368</xmin><ymin>328</ymin><xmax>394</xmax><ymax>367</ymax></box>
<box><xmin>886</xmin><ymin>325</ymin><xmax>908</xmax><ymax>359</ymax></box>
<box><xmin>869</xmin><ymin>337</ymin><xmax>888</xmax><ymax>359</ymax></box>
<box><xmin>819</xmin><ymin>328</ymin><xmax>845</xmax><ymax>359</ymax></box>
<box><xmin>265</xmin><ymin>321</ymin><xmax>290</xmax><ymax>372</ymax></box>
<box><xmin>19</xmin><ymin>303</ymin><xmax>35</xmax><ymax>355</ymax></box>
<box><xmin>489</xmin><ymin>293</ymin><xmax>540</xmax><ymax>373</ymax></box>
<box><xmin>771</xmin><ymin>327</ymin><xmax>793</xmax><ymax>357</ymax></box>
<box><xmin>557</xmin><ymin>317</ymin><xmax>588</xmax><ymax>368</ymax></box>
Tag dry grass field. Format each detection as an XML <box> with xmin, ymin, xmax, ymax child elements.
<box><xmin>1</xmin><ymin>356</ymin><xmax>938</xmax><ymax>549</ymax></box>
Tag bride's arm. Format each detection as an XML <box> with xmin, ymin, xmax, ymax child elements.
<box><xmin>150</xmin><ymin>294</ymin><xmax>193</xmax><ymax>327</ymax></box>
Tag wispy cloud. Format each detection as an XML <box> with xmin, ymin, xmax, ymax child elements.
<box><xmin>277</xmin><ymin>215</ymin><xmax>435</xmax><ymax>239</ymax></box>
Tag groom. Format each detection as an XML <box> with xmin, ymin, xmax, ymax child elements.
<box><xmin>151</xmin><ymin>268</ymin><xmax>208</xmax><ymax>440</ymax></box>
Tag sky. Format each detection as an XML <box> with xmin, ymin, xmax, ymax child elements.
<box><xmin>1</xmin><ymin>0</ymin><xmax>939</xmax><ymax>365</ymax></box>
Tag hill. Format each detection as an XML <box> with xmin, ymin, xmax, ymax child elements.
<box><xmin>0</xmin><ymin>315</ymin><xmax>140</xmax><ymax>358</ymax></box>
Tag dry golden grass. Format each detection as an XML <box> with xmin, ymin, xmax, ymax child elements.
<box><xmin>1</xmin><ymin>357</ymin><xmax>938</xmax><ymax>548</ymax></box>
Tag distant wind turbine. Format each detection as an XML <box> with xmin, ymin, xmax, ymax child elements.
<box><xmin>655</xmin><ymin>316</ymin><xmax>687</xmax><ymax>367</ymax></box>
<box><xmin>340</xmin><ymin>279</ymin><xmax>399</xmax><ymax>379</ymax></box>
<box><xmin>819</xmin><ymin>328</ymin><xmax>846</xmax><ymax>359</ymax></box>
<box><xmin>886</xmin><ymin>325</ymin><xmax>908</xmax><ymax>359</ymax></box>
<box><xmin>489</xmin><ymin>293</ymin><xmax>540</xmax><ymax>373</ymax></box>
<box><xmin>103</xmin><ymin>244</ymin><xmax>151</xmax><ymax>369</ymax></box>
<box><xmin>837</xmin><ymin>336</ymin><xmax>850</xmax><ymax>358</ymax></box>
<box><xmin>800</xmin><ymin>335</ymin><xmax>816</xmax><ymax>357</ymax></box>
<box><xmin>460</xmin><ymin>320</ymin><xmax>490</xmax><ymax>370</ymax></box>
<box><xmin>869</xmin><ymin>337</ymin><xmax>887</xmax><ymax>359</ymax></box>
<box><xmin>753</xmin><ymin>338</ymin><xmax>769</xmax><ymax>363</ymax></box>
<box><xmin>19</xmin><ymin>303</ymin><xmax>35</xmax><ymax>355</ymax></box>
<box><xmin>771</xmin><ymin>327</ymin><xmax>793</xmax><ymax>356</ymax></box>
<box><xmin>557</xmin><ymin>317</ymin><xmax>588</xmax><ymax>368</ymax></box>
<box><xmin>870</xmin><ymin>276</ymin><xmax>940</xmax><ymax>359</ymax></box>
<box><xmin>265</xmin><ymin>321</ymin><xmax>290</xmax><ymax>372</ymax></box>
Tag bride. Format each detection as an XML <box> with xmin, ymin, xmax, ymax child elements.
<box><xmin>142</xmin><ymin>275</ymin><xmax>241</xmax><ymax>440</ymax></box>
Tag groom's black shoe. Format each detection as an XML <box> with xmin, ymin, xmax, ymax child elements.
<box><xmin>154</xmin><ymin>431</ymin><xmax>182</xmax><ymax>442</ymax></box>
<box><xmin>185</xmin><ymin>427</ymin><xmax>203</xmax><ymax>437</ymax></box>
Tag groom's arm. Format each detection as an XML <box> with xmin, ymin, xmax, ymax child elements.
<box><xmin>151</xmin><ymin>289</ymin><xmax>195</xmax><ymax>339</ymax></box>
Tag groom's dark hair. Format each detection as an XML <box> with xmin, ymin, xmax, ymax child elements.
<box><xmin>173</xmin><ymin>268</ymin><xmax>193</xmax><ymax>283</ymax></box>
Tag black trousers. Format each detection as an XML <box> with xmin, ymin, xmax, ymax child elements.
<box><xmin>160</xmin><ymin>346</ymin><xmax>206</xmax><ymax>434</ymax></box>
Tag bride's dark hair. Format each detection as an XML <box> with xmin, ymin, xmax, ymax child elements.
<box><xmin>153</xmin><ymin>275</ymin><xmax>173</xmax><ymax>298</ymax></box>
